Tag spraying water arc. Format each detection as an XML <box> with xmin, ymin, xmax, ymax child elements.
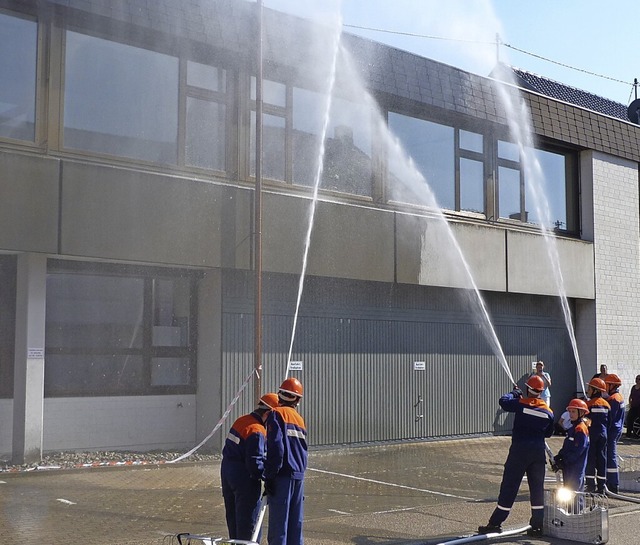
<box><xmin>285</xmin><ymin>14</ymin><xmax>343</xmax><ymax>379</ymax></box>
<box><xmin>494</xmin><ymin>78</ymin><xmax>586</xmax><ymax>389</ymax></box>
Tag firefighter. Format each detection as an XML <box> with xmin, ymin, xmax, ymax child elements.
<box><xmin>264</xmin><ymin>377</ymin><xmax>307</xmax><ymax>545</ymax></box>
<box><xmin>585</xmin><ymin>377</ymin><xmax>610</xmax><ymax>493</ymax></box>
<box><xmin>221</xmin><ymin>392</ymin><xmax>279</xmax><ymax>540</ymax></box>
<box><xmin>604</xmin><ymin>374</ymin><xmax>625</xmax><ymax>493</ymax></box>
<box><xmin>553</xmin><ymin>399</ymin><xmax>590</xmax><ymax>493</ymax></box>
<box><xmin>478</xmin><ymin>375</ymin><xmax>554</xmax><ymax>538</ymax></box>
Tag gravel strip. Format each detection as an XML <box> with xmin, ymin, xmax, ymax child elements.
<box><xmin>0</xmin><ymin>450</ymin><xmax>220</xmax><ymax>472</ymax></box>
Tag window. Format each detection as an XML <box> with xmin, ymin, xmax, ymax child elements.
<box><xmin>63</xmin><ymin>31</ymin><xmax>179</xmax><ymax>163</ymax></box>
<box><xmin>251</xmin><ymin>78</ymin><xmax>287</xmax><ymax>181</ymax></box>
<box><xmin>497</xmin><ymin>140</ymin><xmax>575</xmax><ymax>230</ymax></box>
<box><xmin>387</xmin><ymin>113</ymin><xmax>454</xmax><ymax>208</ymax></box>
<box><xmin>0</xmin><ymin>12</ymin><xmax>37</xmax><ymax>142</ymax></box>
<box><xmin>184</xmin><ymin>61</ymin><xmax>227</xmax><ymax>171</ymax></box>
<box><xmin>458</xmin><ymin>130</ymin><xmax>485</xmax><ymax>215</ymax></box>
<box><xmin>45</xmin><ymin>266</ymin><xmax>196</xmax><ymax>396</ymax></box>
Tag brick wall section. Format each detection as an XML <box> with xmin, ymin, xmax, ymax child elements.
<box><xmin>592</xmin><ymin>151</ymin><xmax>640</xmax><ymax>385</ymax></box>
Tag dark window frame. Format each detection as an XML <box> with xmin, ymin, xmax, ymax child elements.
<box><xmin>44</xmin><ymin>261</ymin><xmax>199</xmax><ymax>398</ymax></box>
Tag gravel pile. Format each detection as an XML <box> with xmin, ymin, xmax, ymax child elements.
<box><xmin>0</xmin><ymin>450</ymin><xmax>220</xmax><ymax>472</ymax></box>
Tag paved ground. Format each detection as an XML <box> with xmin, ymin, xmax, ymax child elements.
<box><xmin>1</xmin><ymin>435</ymin><xmax>640</xmax><ymax>545</ymax></box>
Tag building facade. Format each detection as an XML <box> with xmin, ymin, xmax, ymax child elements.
<box><xmin>1</xmin><ymin>0</ymin><xmax>639</xmax><ymax>462</ymax></box>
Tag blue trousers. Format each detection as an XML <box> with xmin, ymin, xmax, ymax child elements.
<box><xmin>221</xmin><ymin>461</ymin><xmax>262</xmax><ymax>540</ymax></box>
<box><xmin>586</xmin><ymin>435</ymin><xmax>607</xmax><ymax>492</ymax></box>
<box><xmin>267</xmin><ymin>474</ymin><xmax>304</xmax><ymax>545</ymax></box>
<box><xmin>488</xmin><ymin>443</ymin><xmax>546</xmax><ymax>528</ymax></box>
<box><xmin>606</xmin><ymin>429</ymin><xmax>622</xmax><ymax>490</ymax></box>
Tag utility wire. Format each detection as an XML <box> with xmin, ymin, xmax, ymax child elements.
<box><xmin>343</xmin><ymin>23</ymin><xmax>633</xmax><ymax>88</ymax></box>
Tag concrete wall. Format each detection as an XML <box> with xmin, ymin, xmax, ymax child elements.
<box><xmin>42</xmin><ymin>395</ymin><xmax>196</xmax><ymax>452</ymax></box>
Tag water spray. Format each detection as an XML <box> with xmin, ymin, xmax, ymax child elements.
<box><xmin>285</xmin><ymin>13</ymin><xmax>343</xmax><ymax>380</ymax></box>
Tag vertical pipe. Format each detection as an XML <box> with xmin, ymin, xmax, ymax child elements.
<box><xmin>254</xmin><ymin>0</ymin><xmax>264</xmax><ymax>404</ymax></box>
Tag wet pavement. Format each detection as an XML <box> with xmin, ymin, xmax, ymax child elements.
<box><xmin>1</xmin><ymin>435</ymin><xmax>640</xmax><ymax>545</ymax></box>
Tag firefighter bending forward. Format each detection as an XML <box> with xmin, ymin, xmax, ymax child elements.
<box><xmin>264</xmin><ymin>377</ymin><xmax>307</xmax><ymax>545</ymax></box>
<box><xmin>479</xmin><ymin>375</ymin><xmax>554</xmax><ymax>538</ymax></box>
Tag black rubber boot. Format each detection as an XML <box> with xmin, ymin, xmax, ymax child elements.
<box><xmin>477</xmin><ymin>524</ymin><xmax>502</xmax><ymax>534</ymax></box>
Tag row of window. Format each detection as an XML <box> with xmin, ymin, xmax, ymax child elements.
<box><xmin>0</xmin><ymin>8</ymin><xmax>577</xmax><ymax>232</ymax></box>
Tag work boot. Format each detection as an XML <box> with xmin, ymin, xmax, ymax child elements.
<box><xmin>527</xmin><ymin>527</ymin><xmax>543</xmax><ymax>537</ymax></box>
<box><xmin>607</xmin><ymin>485</ymin><xmax>619</xmax><ymax>494</ymax></box>
<box><xmin>477</xmin><ymin>524</ymin><xmax>502</xmax><ymax>534</ymax></box>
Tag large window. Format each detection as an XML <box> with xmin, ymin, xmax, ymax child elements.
<box><xmin>64</xmin><ymin>31</ymin><xmax>179</xmax><ymax>163</ymax></box>
<box><xmin>387</xmin><ymin>113</ymin><xmax>454</xmax><ymax>208</ymax></box>
<box><xmin>498</xmin><ymin>140</ymin><xmax>573</xmax><ymax>230</ymax></box>
<box><xmin>45</xmin><ymin>266</ymin><xmax>196</xmax><ymax>396</ymax></box>
<box><xmin>0</xmin><ymin>12</ymin><xmax>37</xmax><ymax>142</ymax></box>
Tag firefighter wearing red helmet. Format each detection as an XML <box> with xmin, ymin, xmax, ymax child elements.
<box><xmin>479</xmin><ymin>376</ymin><xmax>554</xmax><ymax>537</ymax></box>
<box><xmin>585</xmin><ymin>377</ymin><xmax>610</xmax><ymax>493</ymax></box>
<box><xmin>221</xmin><ymin>392</ymin><xmax>279</xmax><ymax>540</ymax></box>
<box><xmin>604</xmin><ymin>374</ymin><xmax>625</xmax><ymax>493</ymax></box>
<box><xmin>552</xmin><ymin>399</ymin><xmax>590</xmax><ymax>494</ymax></box>
<box><xmin>264</xmin><ymin>377</ymin><xmax>307</xmax><ymax>545</ymax></box>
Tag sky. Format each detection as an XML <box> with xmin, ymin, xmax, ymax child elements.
<box><xmin>262</xmin><ymin>0</ymin><xmax>639</xmax><ymax>107</ymax></box>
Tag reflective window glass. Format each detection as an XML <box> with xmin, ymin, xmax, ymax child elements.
<box><xmin>460</xmin><ymin>130</ymin><xmax>483</xmax><ymax>153</ymax></box>
<box><xmin>45</xmin><ymin>270</ymin><xmax>195</xmax><ymax>396</ymax></box>
<box><xmin>525</xmin><ymin>147</ymin><xmax>568</xmax><ymax>230</ymax></box>
<box><xmin>498</xmin><ymin>166</ymin><xmax>521</xmax><ymax>219</ymax></box>
<box><xmin>64</xmin><ymin>31</ymin><xmax>179</xmax><ymax>163</ymax></box>
<box><xmin>498</xmin><ymin>140</ymin><xmax>520</xmax><ymax>162</ymax></box>
<box><xmin>0</xmin><ymin>13</ymin><xmax>37</xmax><ymax>141</ymax></box>
<box><xmin>251</xmin><ymin>111</ymin><xmax>286</xmax><ymax>181</ymax></box>
<box><xmin>460</xmin><ymin>158</ymin><xmax>484</xmax><ymax>214</ymax></box>
<box><xmin>251</xmin><ymin>77</ymin><xmax>286</xmax><ymax>107</ymax></box>
<box><xmin>187</xmin><ymin>61</ymin><xmax>225</xmax><ymax>92</ymax></box>
<box><xmin>185</xmin><ymin>97</ymin><xmax>226</xmax><ymax>170</ymax></box>
<box><xmin>388</xmin><ymin>112</ymin><xmax>454</xmax><ymax>209</ymax></box>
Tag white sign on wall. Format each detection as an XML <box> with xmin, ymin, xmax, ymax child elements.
<box><xmin>27</xmin><ymin>348</ymin><xmax>44</xmax><ymax>359</ymax></box>
<box><xmin>413</xmin><ymin>361</ymin><xmax>426</xmax><ymax>371</ymax></box>
<box><xmin>289</xmin><ymin>361</ymin><xmax>303</xmax><ymax>371</ymax></box>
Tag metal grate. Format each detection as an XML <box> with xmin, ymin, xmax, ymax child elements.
<box><xmin>544</xmin><ymin>490</ymin><xmax>608</xmax><ymax>544</ymax></box>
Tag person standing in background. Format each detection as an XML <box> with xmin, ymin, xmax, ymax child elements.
<box><xmin>626</xmin><ymin>375</ymin><xmax>640</xmax><ymax>438</ymax></box>
<box><xmin>530</xmin><ymin>361</ymin><xmax>552</xmax><ymax>408</ymax></box>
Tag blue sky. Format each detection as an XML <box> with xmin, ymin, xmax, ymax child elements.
<box><xmin>263</xmin><ymin>0</ymin><xmax>638</xmax><ymax>106</ymax></box>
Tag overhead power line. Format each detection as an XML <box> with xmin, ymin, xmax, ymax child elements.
<box><xmin>343</xmin><ymin>23</ymin><xmax>633</xmax><ymax>88</ymax></box>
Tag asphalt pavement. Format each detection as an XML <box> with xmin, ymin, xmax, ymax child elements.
<box><xmin>1</xmin><ymin>435</ymin><xmax>640</xmax><ymax>545</ymax></box>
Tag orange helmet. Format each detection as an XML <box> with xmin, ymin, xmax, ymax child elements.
<box><xmin>258</xmin><ymin>392</ymin><xmax>279</xmax><ymax>410</ymax></box>
<box><xmin>588</xmin><ymin>377</ymin><xmax>606</xmax><ymax>392</ymax></box>
<box><xmin>604</xmin><ymin>374</ymin><xmax>622</xmax><ymax>386</ymax></box>
<box><xmin>566</xmin><ymin>398</ymin><xmax>589</xmax><ymax>414</ymax></box>
<box><xmin>278</xmin><ymin>377</ymin><xmax>303</xmax><ymax>401</ymax></box>
<box><xmin>526</xmin><ymin>375</ymin><xmax>545</xmax><ymax>393</ymax></box>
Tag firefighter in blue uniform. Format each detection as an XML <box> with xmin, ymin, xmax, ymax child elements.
<box><xmin>221</xmin><ymin>392</ymin><xmax>279</xmax><ymax>540</ymax></box>
<box><xmin>264</xmin><ymin>377</ymin><xmax>307</xmax><ymax>545</ymax></box>
<box><xmin>478</xmin><ymin>375</ymin><xmax>554</xmax><ymax>538</ymax></box>
<box><xmin>552</xmin><ymin>399</ymin><xmax>590</xmax><ymax>493</ymax></box>
<box><xmin>604</xmin><ymin>374</ymin><xmax>624</xmax><ymax>493</ymax></box>
<box><xmin>585</xmin><ymin>377</ymin><xmax>610</xmax><ymax>493</ymax></box>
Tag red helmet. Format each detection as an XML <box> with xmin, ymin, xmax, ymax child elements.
<box><xmin>279</xmin><ymin>377</ymin><xmax>303</xmax><ymax>400</ymax></box>
<box><xmin>258</xmin><ymin>392</ymin><xmax>279</xmax><ymax>410</ymax></box>
<box><xmin>566</xmin><ymin>398</ymin><xmax>589</xmax><ymax>414</ymax></box>
<box><xmin>526</xmin><ymin>375</ymin><xmax>545</xmax><ymax>393</ymax></box>
<box><xmin>604</xmin><ymin>374</ymin><xmax>622</xmax><ymax>386</ymax></box>
<box><xmin>588</xmin><ymin>378</ymin><xmax>606</xmax><ymax>392</ymax></box>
